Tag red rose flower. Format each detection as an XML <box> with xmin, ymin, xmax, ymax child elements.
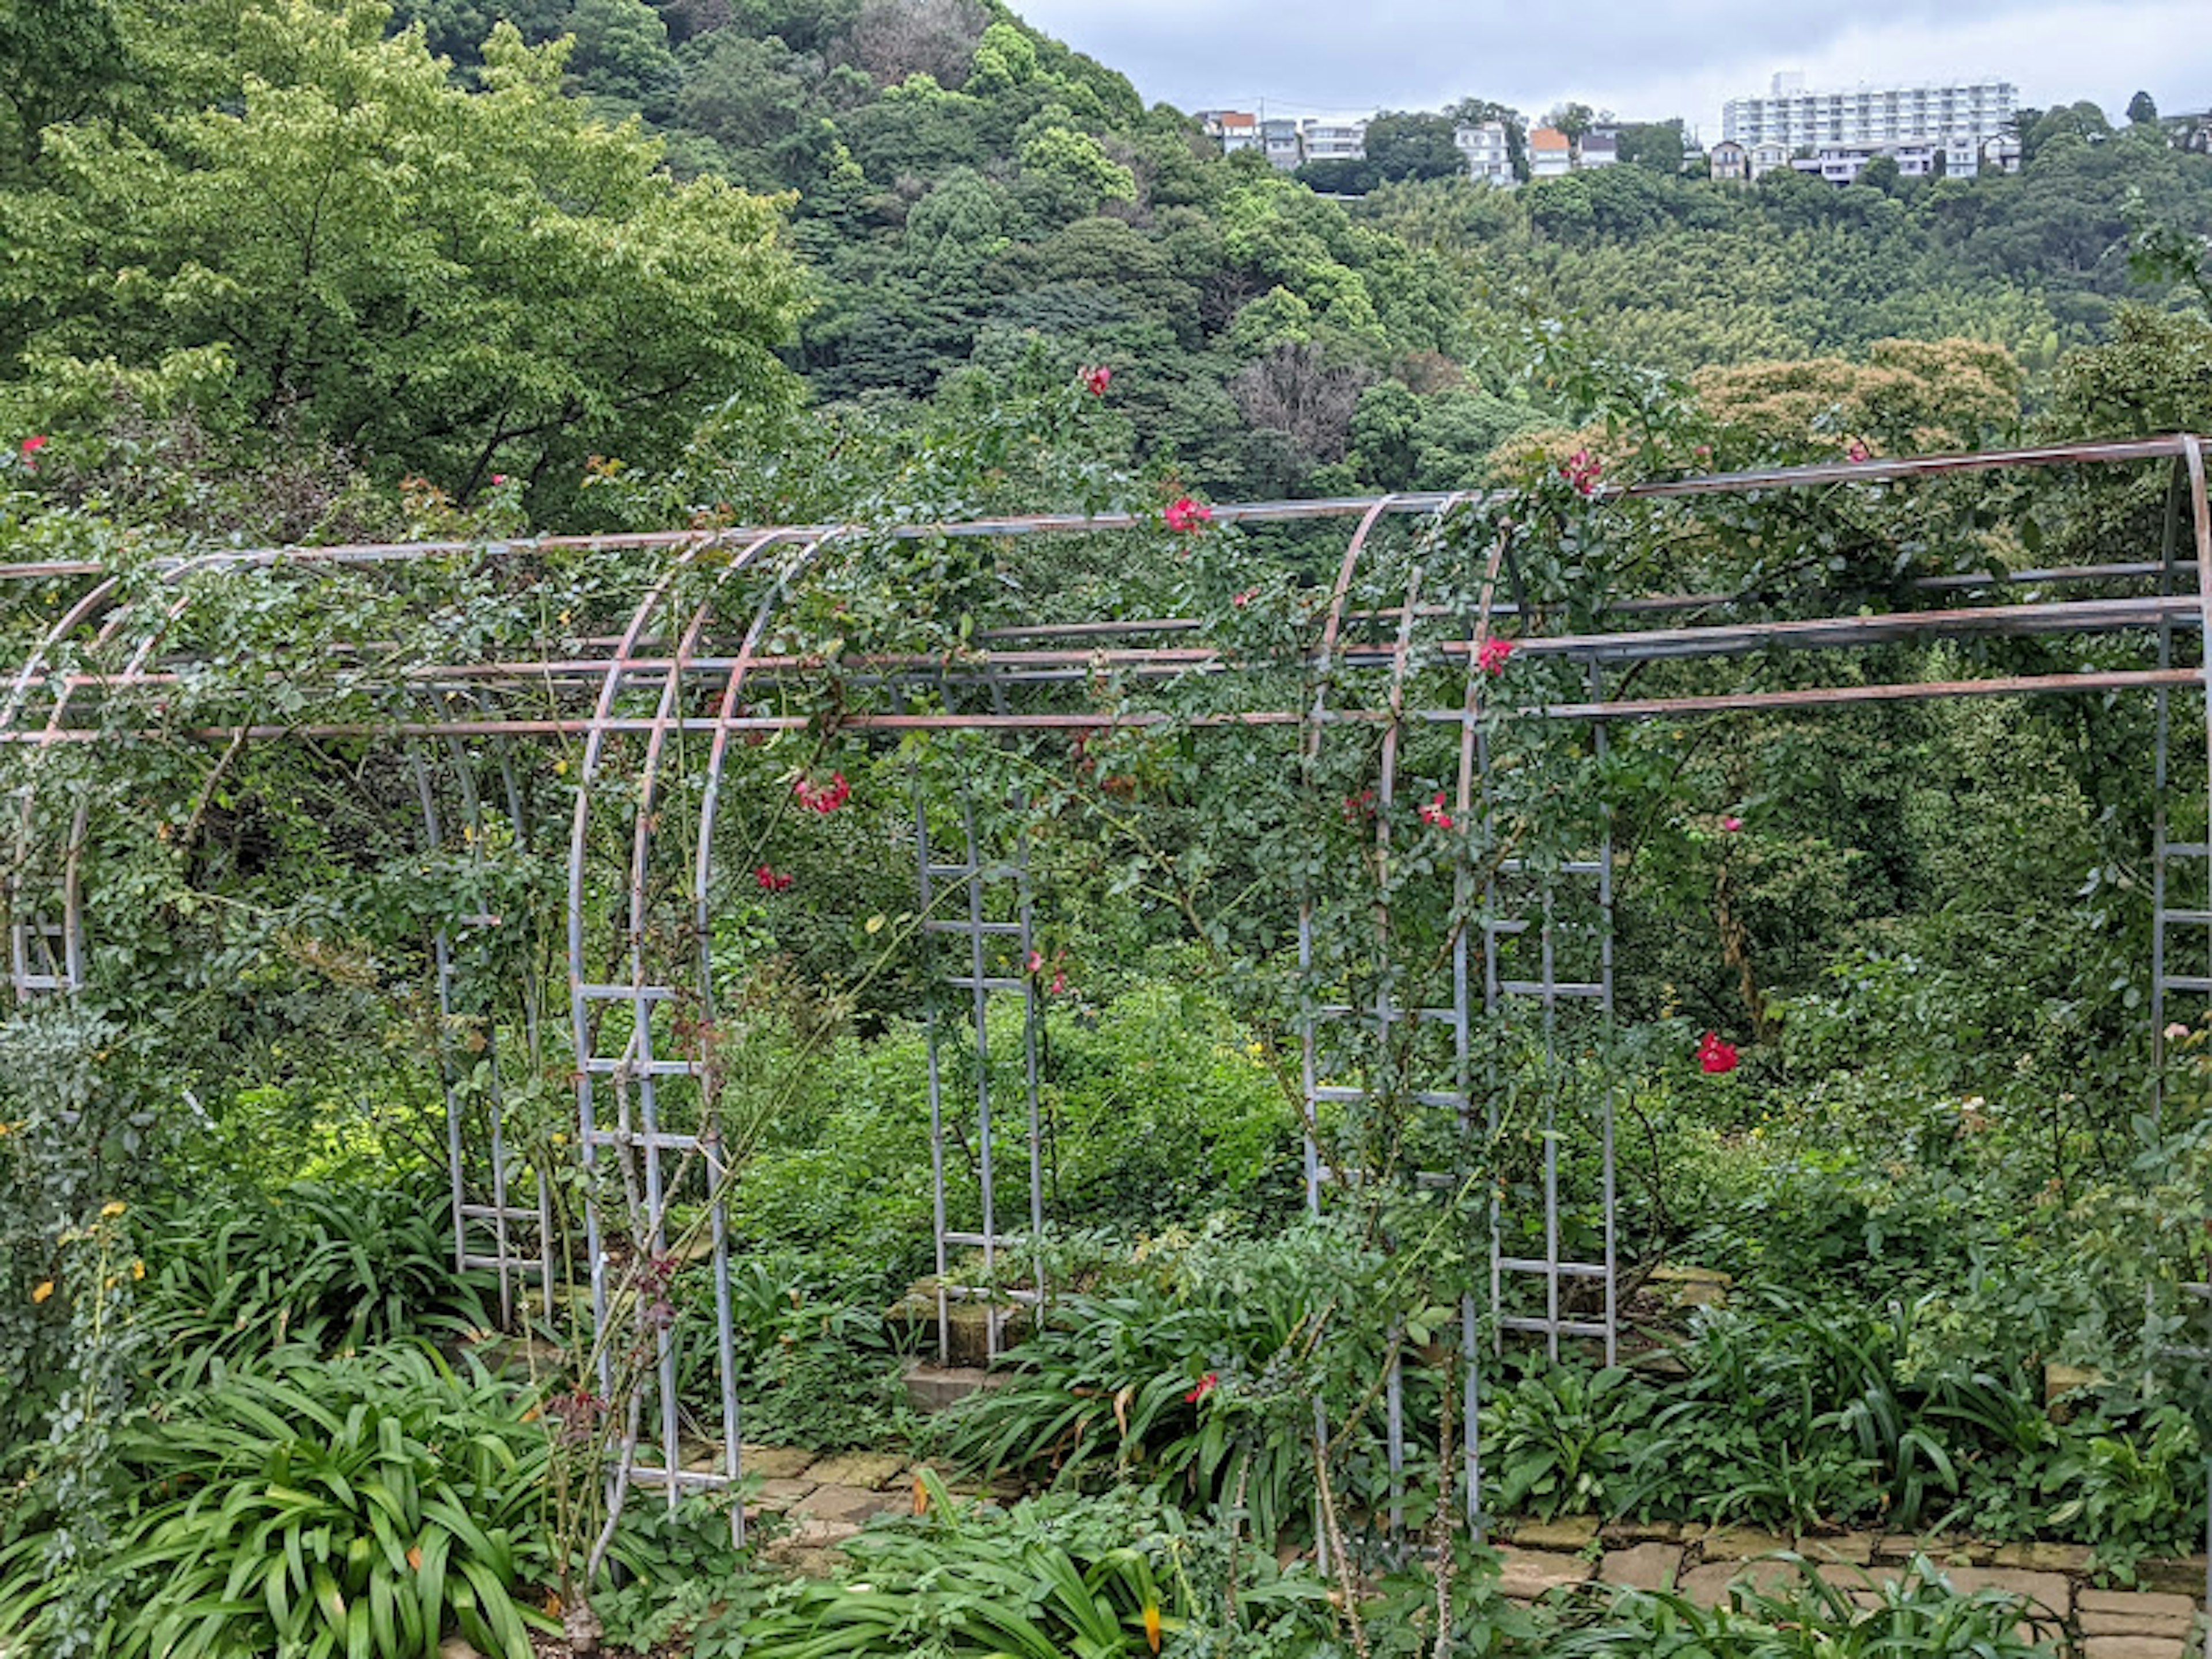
<box><xmin>1697</xmin><ymin>1031</ymin><xmax>1738</xmax><ymax>1074</ymax></box>
<box><xmin>1164</xmin><ymin>496</ymin><xmax>1213</xmax><ymax>533</ymax></box>
<box><xmin>1477</xmin><ymin>637</ymin><xmax>1516</xmax><ymax>676</ymax></box>
<box><xmin>1080</xmin><ymin>364</ymin><xmax>1112</xmax><ymax>397</ymax></box>
<box><xmin>1184</xmin><ymin>1372</ymin><xmax>1218</xmax><ymax>1404</ymax></box>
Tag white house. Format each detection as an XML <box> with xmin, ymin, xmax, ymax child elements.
<box><xmin>1301</xmin><ymin>119</ymin><xmax>1368</xmax><ymax>162</ymax></box>
<box><xmin>1454</xmin><ymin>119</ymin><xmax>1516</xmax><ymax>187</ymax></box>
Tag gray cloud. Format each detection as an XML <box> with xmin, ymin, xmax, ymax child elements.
<box><xmin>1022</xmin><ymin>0</ymin><xmax>2212</xmax><ymax>134</ymax></box>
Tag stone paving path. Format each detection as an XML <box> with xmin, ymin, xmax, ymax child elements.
<box><xmin>1495</xmin><ymin>1517</ymin><xmax>2209</xmax><ymax>1658</ymax></box>
<box><xmin>732</xmin><ymin>1445</ymin><xmax>2208</xmax><ymax>1656</ymax></box>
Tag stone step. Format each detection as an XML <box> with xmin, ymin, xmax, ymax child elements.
<box><xmin>904</xmin><ymin>1359</ymin><xmax>1011</xmax><ymax>1412</ymax></box>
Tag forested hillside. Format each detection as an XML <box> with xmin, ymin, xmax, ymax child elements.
<box><xmin>2</xmin><ymin>0</ymin><xmax>2210</xmax><ymax>514</ymax></box>
<box><xmin>1362</xmin><ymin>125</ymin><xmax>2212</xmax><ymax>379</ymax></box>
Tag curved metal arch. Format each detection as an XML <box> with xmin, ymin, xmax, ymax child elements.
<box><xmin>6</xmin><ymin>578</ymin><xmax>192</xmax><ymax>999</ymax></box>
<box><xmin>565</xmin><ymin>525</ymin><xmax>815</xmax><ymax>1543</ymax></box>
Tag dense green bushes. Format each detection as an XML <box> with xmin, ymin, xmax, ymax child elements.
<box><xmin>0</xmin><ymin>1343</ymin><xmax>557</xmax><ymax>1659</ymax></box>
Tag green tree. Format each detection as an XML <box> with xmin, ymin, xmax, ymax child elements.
<box><xmin>564</xmin><ymin>0</ymin><xmax>678</xmax><ymax>109</ymax></box>
<box><xmin>1</xmin><ymin>1</ymin><xmax>806</xmax><ymax>500</ymax></box>
<box><xmin>1361</xmin><ymin>110</ymin><xmax>1463</xmax><ymax>184</ymax></box>
<box><xmin>0</xmin><ymin>0</ymin><xmax>132</xmax><ymax>169</ymax></box>
<box><xmin>1615</xmin><ymin>119</ymin><xmax>1684</xmax><ymax>173</ymax></box>
<box><xmin>2127</xmin><ymin>89</ymin><xmax>2158</xmax><ymax>127</ymax></box>
<box><xmin>1542</xmin><ymin>100</ymin><xmax>1596</xmax><ymax>143</ymax></box>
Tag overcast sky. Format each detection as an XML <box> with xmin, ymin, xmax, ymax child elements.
<box><xmin>1015</xmin><ymin>0</ymin><xmax>2212</xmax><ymax>137</ymax></box>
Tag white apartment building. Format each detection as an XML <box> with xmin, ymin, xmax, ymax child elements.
<box><xmin>1790</xmin><ymin>135</ymin><xmax>1982</xmax><ymax>184</ymax></box>
<box><xmin>1722</xmin><ymin>73</ymin><xmax>2017</xmax><ymax>151</ymax></box>
<box><xmin>1260</xmin><ymin>118</ymin><xmax>1302</xmax><ymax>169</ymax></box>
<box><xmin>1454</xmin><ymin>119</ymin><xmax>1516</xmax><ymax>187</ymax></box>
<box><xmin>1301</xmin><ymin>119</ymin><xmax>1368</xmax><ymax>162</ymax></box>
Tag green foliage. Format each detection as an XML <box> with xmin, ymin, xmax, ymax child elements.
<box><xmin>1482</xmin><ymin>1362</ymin><xmax>1649</xmax><ymax>1521</ymax></box>
<box><xmin>733</xmin><ymin>1476</ymin><xmax>1336</xmax><ymax>1658</ymax></box>
<box><xmin>137</xmin><ymin>1180</ymin><xmax>493</xmax><ymax>1387</ymax></box>
<box><xmin>0</xmin><ymin>1343</ymin><xmax>558</xmax><ymax>1659</ymax></box>
<box><xmin>944</xmin><ymin>1222</ymin><xmax>1397</xmax><ymax>1547</ymax></box>
<box><xmin>0</xmin><ymin>0</ymin><xmax>806</xmax><ymax>507</ymax></box>
<box><xmin>1550</xmin><ymin>1558</ymin><xmax>2063</xmax><ymax>1657</ymax></box>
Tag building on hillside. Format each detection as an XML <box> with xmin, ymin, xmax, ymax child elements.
<box><xmin>1786</xmin><ymin>131</ymin><xmax>2015</xmax><ymax>185</ymax></box>
<box><xmin>1748</xmin><ymin>141</ymin><xmax>1791</xmax><ymax>179</ymax></box>
<box><xmin>1528</xmin><ymin>126</ymin><xmax>1572</xmax><ymax>177</ymax></box>
<box><xmin>1577</xmin><ymin>123</ymin><xmax>1619</xmax><ymax>167</ymax></box>
<box><xmin>1722</xmin><ymin>71</ymin><xmax>2017</xmax><ymax>152</ymax></box>
<box><xmin>2167</xmin><ymin>111</ymin><xmax>2211</xmax><ymax>154</ymax></box>
<box><xmin>1709</xmin><ymin>138</ymin><xmax>1748</xmax><ymax>181</ymax></box>
<box><xmin>1301</xmin><ymin>119</ymin><xmax>1368</xmax><ymax>161</ymax></box>
<box><xmin>1197</xmin><ymin>110</ymin><xmax>1260</xmax><ymax>156</ymax></box>
<box><xmin>1454</xmin><ymin>119</ymin><xmax>1517</xmax><ymax>186</ymax></box>
<box><xmin>1260</xmin><ymin>118</ymin><xmax>1302</xmax><ymax>169</ymax></box>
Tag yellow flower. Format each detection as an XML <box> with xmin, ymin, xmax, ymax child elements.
<box><xmin>1143</xmin><ymin>1603</ymin><xmax>1162</xmax><ymax>1654</ymax></box>
<box><xmin>31</xmin><ymin>1281</ymin><xmax>54</xmax><ymax>1304</ymax></box>
<box><xmin>131</xmin><ymin>1259</ymin><xmax>145</xmax><ymax>1281</ymax></box>
<box><xmin>99</xmin><ymin>1200</ymin><xmax>126</xmax><ymax>1219</ymax></box>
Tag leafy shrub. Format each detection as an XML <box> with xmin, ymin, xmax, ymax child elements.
<box><xmin>676</xmin><ymin>1253</ymin><xmax>919</xmax><ymax>1449</ymax></box>
<box><xmin>1482</xmin><ymin>1361</ymin><xmax>1650</xmax><ymax>1521</ymax></box>
<box><xmin>1551</xmin><ymin>1556</ymin><xmax>2063</xmax><ymax>1657</ymax></box>
<box><xmin>0</xmin><ymin>1343</ymin><xmax>554</xmax><ymax>1659</ymax></box>
<box><xmin>944</xmin><ymin>1221</ymin><xmax>1396</xmax><ymax>1545</ymax></box>
<box><xmin>137</xmin><ymin>1181</ymin><xmax>493</xmax><ymax>1387</ymax></box>
<box><xmin>731</xmin><ymin>1475</ymin><xmax>1334</xmax><ymax>1658</ymax></box>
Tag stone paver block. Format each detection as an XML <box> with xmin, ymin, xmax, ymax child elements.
<box><xmin>2082</xmin><ymin>1639</ymin><xmax>2188</xmax><ymax>1659</ymax></box>
<box><xmin>2138</xmin><ymin>1558</ymin><xmax>2211</xmax><ymax>1597</ymax></box>
<box><xmin>762</xmin><ymin>1516</ymin><xmax>861</xmax><ymax>1570</ymax></box>
<box><xmin>741</xmin><ymin>1444</ymin><xmax>819</xmax><ymax>1480</ymax></box>
<box><xmin>1677</xmin><ymin>1559</ymin><xmax>1802</xmax><ymax>1608</ymax></box>
<box><xmin>1600</xmin><ymin>1520</ymin><xmax>1682</xmax><ymax>1546</ymax></box>
<box><xmin>904</xmin><ymin>1362</ymin><xmax>1007</xmax><ymax>1412</ymax></box>
<box><xmin>2078</xmin><ymin>1589</ymin><xmax>2200</xmax><ymax>1638</ymax></box>
<box><xmin>1511</xmin><ymin>1517</ymin><xmax>1600</xmax><ymax>1550</ymax></box>
<box><xmin>1797</xmin><ymin>1533</ymin><xmax>1873</xmax><ymax>1566</ymax></box>
<box><xmin>1495</xmin><ymin>1548</ymin><xmax>1593</xmax><ymax>1601</ymax></box>
<box><xmin>792</xmin><ymin>1483</ymin><xmax>902</xmax><ymax>1524</ymax></box>
<box><xmin>805</xmin><ymin>1451</ymin><xmax>908</xmax><ymax>1490</ymax></box>
<box><xmin>1698</xmin><ymin>1526</ymin><xmax>1794</xmax><ymax>1561</ymax></box>
<box><xmin>1990</xmin><ymin>1540</ymin><xmax>2092</xmax><ymax>1573</ymax></box>
<box><xmin>747</xmin><ymin>1477</ymin><xmax>816</xmax><ymax>1513</ymax></box>
<box><xmin>1599</xmin><ymin>1543</ymin><xmax>1682</xmax><ymax>1592</ymax></box>
<box><xmin>1921</xmin><ymin>1565</ymin><xmax>2071</xmax><ymax>1618</ymax></box>
<box><xmin>1877</xmin><ymin>1534</ymin><xmax>1985</xmax><ymax>1565</ymax></box>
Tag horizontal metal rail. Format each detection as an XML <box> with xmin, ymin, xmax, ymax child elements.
<box><xmin>1</xmin><ymin>434</ymin><xmax>2203</xmax><ymax>585</ymax></box>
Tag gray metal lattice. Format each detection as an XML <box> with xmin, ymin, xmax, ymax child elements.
<box><xmin>915</xmin><ymin>669</ymin><xmax>1048</xmax><ymax>1365</ymax></box>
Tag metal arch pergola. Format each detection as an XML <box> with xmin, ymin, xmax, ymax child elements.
<box><xmin>4</xmin><ymin>434</ymin><xmax>2211</xmax><ymax>1585</ymax></box>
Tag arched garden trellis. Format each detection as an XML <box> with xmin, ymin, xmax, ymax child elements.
<box><xmin>4</xmin><ymin>435</ymin><xmax>2209</xmax><ymax>1592</ymax></box>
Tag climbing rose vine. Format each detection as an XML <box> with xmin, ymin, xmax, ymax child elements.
<box><xmin>1164</xmin><ymin>496</ymin><xmax>1212</xmax><ymax>533</ymax></box>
